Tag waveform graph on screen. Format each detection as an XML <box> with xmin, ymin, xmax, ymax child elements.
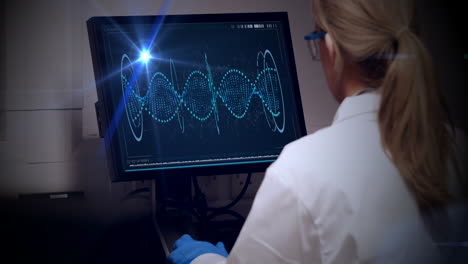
<box><xmin>120</xmin><ymin>50</ymin><xmax>285</xmax><ymax>142</ymax></box>
<box><xmin>121</xmin><ymin>54</ymin><xmax>144</xmax><ymax>142</ymax></box>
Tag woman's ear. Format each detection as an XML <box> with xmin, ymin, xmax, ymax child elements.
<box><xmin>324</xmin><ymin>33</ymin><xmax>336</xmax><ymax>64</ymax></box>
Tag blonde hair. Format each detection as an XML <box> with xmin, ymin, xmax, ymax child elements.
<box><xmin>312</xmin><ymin>0</ymin><xmax>456</xmax><ymax>211</ymax></box>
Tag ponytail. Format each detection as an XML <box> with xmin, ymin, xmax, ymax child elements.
<box><xmin>312</xmin><ymin>0</ymin><xmax>457</xmax><ymax>212</ymax></box>
<box><xmin>378</xmin><ymin>28</ymin><xmax>452</xmax><ymax>211</ymax></box>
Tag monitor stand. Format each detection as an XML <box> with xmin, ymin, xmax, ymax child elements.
<box><xmin>151</xmin><ymin>175</ymin><xmax>244</xmax><ymax>257</ymax></box>
<box><xmin>151</xmin><ymin>174</ymin><xmax>197</xmax><ymax>257</ymax></box>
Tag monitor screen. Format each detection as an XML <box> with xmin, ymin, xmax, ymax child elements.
<box><xmin>87</xmin><ymin>12</ymin><xmax>306</xmax><ymax>181</ymax></box>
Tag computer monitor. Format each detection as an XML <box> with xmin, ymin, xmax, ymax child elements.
<box><xmin>87</xmin><ymin>12</ymin><xmax>306</xmax><ymax>182</ymax></box>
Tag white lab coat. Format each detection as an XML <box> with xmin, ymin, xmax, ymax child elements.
<box><xmin>193</xmin><ymin>90</ymin><xmax>455</xmax><ymax>264</ymax></box>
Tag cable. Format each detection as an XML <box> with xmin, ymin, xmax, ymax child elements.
<box><xmin>208</xmin><ymin>173</ymin><xmax>252</xmax><ymax>212</ymax></box>
<box><xmin>192</xmin><ymin>175</ymin><xmax>209</xmax><ymax>223</ymax></box>
<box><xmin>120</xmin><ymin>187</ymin><xmax>150</xmax><ymax>202</ymax></box>
<box><xmin>192</xmin><ymin>173</ymin><xmax>252</xmax><ymax>223</ymax></box>
<box><xmin>163</xmin><ymin>198</ymin><xmax>203</xmax><ymax>222</ymax></box>
<box><xmin>151</xmin><ymin>174</ymin><xmax>251</xmax><ymax>243</ymax></box>
<box><xmin>193</xmin><ymin>174</ymin><xmax>203</xmax><ymax>194</ymax></box>
<box><xmin>207</xmin><ymin>209</ymin><xmax>245</xmax><ymax>222</ymax></box>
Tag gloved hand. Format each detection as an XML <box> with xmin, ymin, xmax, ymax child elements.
<box><xmin>167</xmin><ymin>234</ymin><xmax>228</xmax><ymax>264</ymax></box>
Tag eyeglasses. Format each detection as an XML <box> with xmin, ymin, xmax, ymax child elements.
<box><xmin>304</xmin><ymin>31</ymin><xmax>327</xmax><ymax>61</ymax></box>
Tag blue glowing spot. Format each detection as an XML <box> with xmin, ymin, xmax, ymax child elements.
<box><xmin>139</xmin><ymin>50</ymin><xmax>152</xmax><ymax>64</ymax></box>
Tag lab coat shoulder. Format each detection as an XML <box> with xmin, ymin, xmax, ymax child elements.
<box><xmin>222</xmin><ymin>124</ymin><xmax>357</xmax><ymax>264</ymax></box>
<box><xmin>263</xmin><ymin>126</ymin><xmax>362</xmax><ymax>263</ymax></box>
<box><xmin>271</xmin><ymin>124</ymin><xmax>344</xmax><ymax>175</ymax></box>
<box><xmin>193</xmin><ymin>125</ymin><xmax>366</xmax><ymax>264</ymax></box>
<box><xmin>226</xmin><ymin>158</ymin><xmax>325</xmax><ymax>264</ymax></box>
<box><xmin>268</xmin><ymin>121</ymin><xmax>374</xmax><ymax>201</ymax></box>
<box><xmin>267</xmin><ymin>117</ymin><xmax>440</xmax><ymax>263</ymax></box>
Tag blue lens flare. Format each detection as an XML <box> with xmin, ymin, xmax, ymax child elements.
<box><xmin>139</xmin><ymin>50</ymin><xmax>152</xmax><ymax>63</ymax></box>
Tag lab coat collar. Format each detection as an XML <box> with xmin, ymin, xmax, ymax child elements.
<box><xmin>332</xmin><ymin>89</ymin><xmax>381</xmax><ymax>124</ymax></box>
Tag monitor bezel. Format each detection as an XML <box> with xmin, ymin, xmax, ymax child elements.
<box><xmin>87</xmin><ymin>12</ymin><xmax>307</xmax><ymax>182</ymax></box>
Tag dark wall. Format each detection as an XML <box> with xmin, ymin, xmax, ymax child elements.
<box><xmin>0</xmin><ymin>0</ymin><xmax>6</xmax><ymax>140</ymax></box>
<box><xmin>416</xmin><ymin>0</ymin><xmax>466</xmax><ymax>132</ymax></box>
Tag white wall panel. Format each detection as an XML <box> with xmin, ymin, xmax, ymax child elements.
<box><xmin>0</xmin><ymin>160</ymin><xmax>84</xmax><ymax>197</ymax></box>
<box><xmin>0</xmin><ymin>1</ymin><xmax>5</xmax><ymax>141</ymax></box>
<box><xmin>24</xmin><ymin>110</ymin><xmax>81</xmax><ymax>163</ymax></box>
<box><xmin>0</xmin><ymin>110</ymin><xmax>82</xmax><ymax>162</ymax></box>
<box><xmin>0</xmin><ymin>110</ymin><xmax>82</xmax><ymax>197</ymax></box>
<box><xmin>4</xmin><ymin>0</ymin><xmax>83</xmax><ymax>110</ymax></box>
<box><xmin>0</xmin><ymin>111</ymin><xmax>27</xmax><ymax>162</ymax></box>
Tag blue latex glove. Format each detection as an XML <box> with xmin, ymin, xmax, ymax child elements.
<box><xmin>167</xmin><ymin>234</ymin><xmax>228</xmax><ymax>264</ymax></box>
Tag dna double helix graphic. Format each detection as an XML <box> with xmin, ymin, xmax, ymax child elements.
<box><xmin>121</xmin><ymin>50</ymin><xmax>285</xmax><ymax>142</ymax></box>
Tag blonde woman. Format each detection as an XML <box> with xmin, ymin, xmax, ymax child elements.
<box><xmin>168</xmin><ymin>0</ymin><xmax>466</xmax><ymax>263</ymax></box>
